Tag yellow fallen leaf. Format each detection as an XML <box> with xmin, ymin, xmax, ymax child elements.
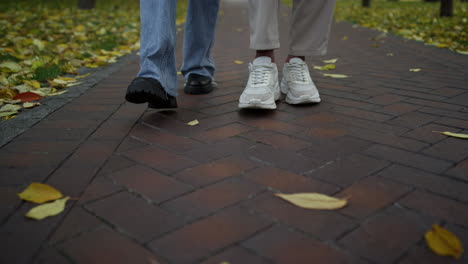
<box><xmin>387</xmin><ymin>53</ymin><xmax>394</xmax><ymax>56</ymax></box>
<box><xmin>433</xmin><ymin>131</ymin><xmax>468</xmax><ymax>139</ymax></box>
<box><xmin>0</xmin><ymin>104</ymin><xmax>21</xmax><ymax>113</ymax></box>
<box><xmin>323</xmin><ymin>58</ymin><xmax>338</xmax><ymax>64</ymax></box>
<box><xmin>18</xmin><ymin>183</ymin><xmax>63</xmax><ymax>204</ymax></box>
<box><xmin>2</xmin><ymin>114</ymin><xmax>16</xmax><ymax>120</ymax></box>
<box><xmin>425</xmin><ymin>224</ymin><xmax>463</xmax><ymax>259</ymax></box>
<box><xmin>23</xmin><ymin>80</ymin><xmax>41</xmax><ymax>89</ymax></box>
<box><xmin>187</xmin><ymin>119</ymin><xmax>199</xmax><ymax>126</ymax></box>
<box><xmin>342</xmin><ymin>36</ymin><xmax>348</xmax><ymax>40</ymax></box>
<box><xmin>66</xmin><ymin>82</ymin><xmax>82</xmax><ymax>87</ymax></box>
<box><xmin>313</xmin><ymin>64</ymin><xmax>336</xmax><ymax>71</ymax></box>
<box><xmin>0</xmin><ymin>111</ymin><xmax>18</xmax><ymax>118</ymax></box>
<box><xmin>322</xmin><ymin>73</ymin><xmax>349</xmax><ymax>78</ymax></box>
<box><xmin>275</xmin><ymin>193</ymin><xmax>348</xmax><ymax>210</ymax></box>
<box><xmin>23</xmin><ymin>102</ymin><xmax>41</xmax><ymax>109</ymax></box>
<box><xmin>25</xmin><ymin>197</ymin><xmax>70</xmax><ymax>220</ymax></box>
<box><xmin>48</xmin><ymin>90</ymin><xmax>68</xmax><ymax>96</ymax></box>
<box><xmin>0</xmin><ymin>61</ymin><xmax>21</xmax><ymax>73</ymax></box>
<box><xmin>409</xmin><ymin>68</ymin><xmax>421</xmax><ymax>72</ymax></box>
<box><xmin>177</xmin><ymin>71</ymin><xmax>182</xmax><ymax>76</ymax></box>
<box><xmin>457</xmin><ymin>50</ymin><xmax>468</xmax><ymax>55</ymax></box>
<box><xmin>57</xmin><ymin>77</ymin><xmax>77</xmax><ymax>82</ymax></box>
<box><xmin>75</xmin><ymin>73</ymin><xmax>91</xmax><ymax>79</ymax></box>
<box><xmin>234</xmin><ymin>60</ymin><xmax>244</xmax><ymax>64</ymax></box>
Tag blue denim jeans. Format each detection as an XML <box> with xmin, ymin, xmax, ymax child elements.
<box><xmin>138</xmin><ymin>0</ymin><xmax>220</xmax><ymax>96</ymax></box>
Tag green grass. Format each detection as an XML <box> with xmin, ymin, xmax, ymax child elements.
<box><xmin>282</xmin><ymin>0</ymin><xmax>468</xmax><ymax>52</ymax></box>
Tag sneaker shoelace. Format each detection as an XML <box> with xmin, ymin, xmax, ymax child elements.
<box><xmin>288</xmin><ymin>62</ymin><xmax>310</xmax><ymax>83</ymax></box>
<box><xmin>250</xmin><ymin>64</ymin><xmax>272</xmax><ymax>86</ymax></box>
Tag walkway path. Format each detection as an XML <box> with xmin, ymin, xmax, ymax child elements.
<box><xmin>1</xmin><ymin>1</ymin><xmax>468</xmax><ymax>263</ymax></box>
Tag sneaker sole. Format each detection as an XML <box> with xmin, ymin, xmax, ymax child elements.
<box><xmin>238</xmin><ymin>83</ymin><xmax>280</xmax><ymax>109</ymax></box>
<box><xmin>280</xmin><ymin>79</ymin><xmax>321</xmax><ymax>105</ymax></box>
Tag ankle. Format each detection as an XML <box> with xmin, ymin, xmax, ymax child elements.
<box><xmin>256</xmin><ymin>50</ymin><xmax>275</xmax><ymax>62</ymax></box>
<box><xmin>286</xmin><ymin>55</ymin><xmax>305</xmax><ymax>62</ymax></box>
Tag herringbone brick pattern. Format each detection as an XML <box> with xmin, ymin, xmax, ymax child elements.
<box><xmin>1</xmin><ymin>1</ymin><xmax>468</xmax><ymax>263</ymax></box>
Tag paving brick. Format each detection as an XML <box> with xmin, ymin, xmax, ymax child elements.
<box><xmin>110</xmin><ymin>165</ymin><xmax>191</xmax><ymax>203</ymax></box>
<box><xmin>343</xmin><ymin>124</ymin><xmax>429</xmax><ymax>152</ymax></box>
<box><xmin>244</xmin><ymin>166</ymin><xmax>339</xmax><ymax>194</ymax></box>
<box><xmin>379</xmin><ymin>164</ymin><xmax>468</xmax><ymax>203</ymax></box>
<box><xmin>115</xmin><ymin>136</ymin><xmax>149</xmax><ymax>154</ymax></box>
<box><xmin>46</xmin><ymin>141</ymin><xmax>117</xmax><ymax>196</ymax></box>
<box><xmin>434</xmin><ymin>117</ymin><xmax>468</xmax><ymax>130</ymax></box>
<box><xmin>50</xmin><ymin>207</ymin><xmax>101</xmax><ymax>244</ymax></box>
<box><xmin>34</xmin><ymin>247</ymin><xmax>71</xmax><ymax>264</ymax></box>
<box><xmin>199</xmin><ymin>101</ymin><xmax>239</xmax><ymax>115</ymax></box>
<box><xmin>338</xmin><ymin>177</ymin><xmax>412</xmax><ymax>219</ymax></box>
<box><xmin>130</xmin><ymin>124</ymin><xmax>202</xmax><ymax>152</ymax></box>
<box><xmin>175</xmin><ymin>156</ymin><xmax>256</xmax><ymax>187</ymax></box>
<box><xmin>122</xmin><ymin>146</ymin><xmax>198</xmax><ymax>175</ymax></box>
<box><xmin>194</xmin><ymin>123</ymin><xmax>252</xmax><ymax>142</ymax></box>
<box><xmin>181</xmin><ymin>137</ymin><xmax>253</xmax><ymax>163</ymax></box>
<box><xmin>239</xmin><ymin>130</ymin><xmax>311</xmax><ymax>151</ymax></box>
<box><xmin>247</xmin><ymin>144</ymin><xmax>319</xmax><ymax>174</ymax></box>
<box><xmin>386</xmin><ymin>112</ymin><xmax>437</xmax><ymax>129</ymax></box>
<box><xmin>87</xmin><ymin>192</ymin><xmax>182</xmax><ymax>242</ymax></box>
<box><xmin>422</xmin><ymin>137</ymin><xmax>468</xmax><ymax>162</ymax></box>
<box><xmin>339</xmin><ymin>206</ymin><xmax>431</xmax><ymax>264</ymax></box>
<box><xmin>399</xmin><ymin>190</ymin><xmax>468</xmax><ymax>227</ymax></box>
<box><xmin>292</xmin><ymin>112</ymin><xmax>339</xmax><ymax>127</ymax></box>
<box><xmin>201</xmin><ymin>246</ymin><xmax>269</xmax><ymax>264</ymax></box>
<box><xmin>310</xmin><ymin>153</ymin><xmax>389</xmax><ymax>187</ymax></box>
<box><xmin>445</xmin><ymin>158</ymin><xmax>468</xmax><ymax>181</ymax></box>
<box><xmin>97</xmin><ymin>155</ymin><xmax>135</xmax><ymax>176</ymax></box>
<box><xmin>299</xmin><ymin>136</ymin><xmax>372</xmax><ymax>164</ymax></box>
<box><xmin>162</xmin><ymin>178</ymin><xmax>262</xmax><ymax>221</ymax></box>
<box><xmin>364</xmin><ymin>144</ymin><xmax>452</xmax><ymax>173</ymax></box>
<box><xmin>375</xmin><ymin>102</ymin><xmax>421</xmax><ymax>116</ymax></box>
<box><xmin>243</xmin><ymin>226</ymin><xmax>359</xmax><ymax>264</ymax></box>
<box><xmin>61</xmin><ymin>228</ymin><xmax>162</xmax><ymax>264</ymax></box>
<box><xmin>239</xmin><ymin>117</ymin><xmax>305</xmax><ymax>136</ymax></box>
<box><xmin>78</xmin><ymin>176</ymin><xmax>123</xmax><ymax>205</ymax></box>
<box><xmin>331</xmin><ymin>105</ymin><xmax>394</xmax><ymax>122</ymax></box>
<box><xmin>140</xmin><ymin>112</ymin><xmax>202</xmax><ymax>137</ymax></box>
<box><xmin>247</xmin><ymin>192</ymin><xmax>356</xmax><ymax>241</ymax></box>
<box><xmin>303</xmin><ymin>126</ymin><xmax>347</xmax><ymax>139</ymax></box>
<box><xmin>418</xmin><ymin>107</ymin><xmax>468</xmax><ymax>121</ymax></box>
<box><xmin>368</xmin><ymin>94</ymin><xmax>408</xmax><ymax>105</ymax></box>
<box><xmin>404</xmin><ymin>98</ymin><xmax>466</xmax><ymax>112</ymax></box>
<box><xmin>0</xmin><ymin>186</ymin><xmax>22</xmax><ymax>223</ymax></box>
<box><xmin>148</xmin><ymin>206</ymin><xmax>271</xmax><ymax>263</ymax></box>
<box><xmin>402</xmin><ymin>123</ymin><xmax>461</xmax><ymax>144</ymax></box>
<box><xmin>1</xmin><ymin>140</ymin><xmax>80</xmax><ymax>154</ymax></box>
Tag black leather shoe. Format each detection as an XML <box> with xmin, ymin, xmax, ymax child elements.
<box><xmin>184</xmin><ymin>74</ymin><xmax>217</xmax><ymax>95</ymax></box>
<box><xmin>125</xmin><ymin>77</ymin><xmax>177</xmax><ymax>109</ymax></box>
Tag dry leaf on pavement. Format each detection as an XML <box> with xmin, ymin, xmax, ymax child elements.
<box><xmin>425</xmin><ymin>224</ymin><xmax>464</xmax><ymax>259</ymax></box>
<box><xmin>25</xmin><ymin>197</ymin><xmax>70</xmax><ymax>220</ymax></box>
<box><xmin>18</xmin><ymin>183</ymin><xmax>63</xmax><ymax>204</ymax></box>
<box><xmin>275</xmin><ymin>193</ymin><xmax>348</xmax><ymax>210</ymax></box>
<box><xmin>322</xmin><ymin>73</ymin><xmax>349</xmax><ymax>78</ymax></box>
<box><xmin>187</xmin><ymin>119</ymin><xmax>199</xmax><ymax>126</ymax></box>
<box><xmin>433</xmin><ymin>131</ymin><xmax>468</xmax><ymax>139</ymax></box>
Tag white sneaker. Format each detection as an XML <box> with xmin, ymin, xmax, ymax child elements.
<box><xmin>280</xmin><ymin>58</ymin><xmax>321</xmax><ymax>104</ymax></box>
<box><xmin>239</xmin><ymin>56</ymin><xmax>280</xmax><ymax>109</ymax></box>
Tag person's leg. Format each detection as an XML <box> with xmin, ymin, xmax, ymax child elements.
<box><xmin>249</xmin><ymin>0</ymin><xmax>281</xmax><ymax>62</ymax></box>
<box><xmin>181</xmin><ymin>0</ymin><xmax>219</xmax><ymax>79</ymax></box>
<box><xmin>137</xmin><ymin>0</ymin><xmax>178</xmax><ymax>96</ymax></box>
<box><xmin>238</xmin><ymin>0</ymin><xmax>281</xmax><ymax>109</ymax></box>
<box><xmin>181</xmin><ymin>0</ymin><xmax>220</xmax><ymax>94</ymax></box>
<box><xmin>280</xmin><ymin>0</ymin><xmax>335</xmax><ymax>105</ymax></box>
<box><xmin>288</xmin><ymin>0</ymin><xmax>336</xmax><ymax>58</ymax></box>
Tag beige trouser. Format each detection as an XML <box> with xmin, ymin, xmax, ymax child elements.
<box><xmin>249</xmin><ymin>0</ymin><xmax>336</xmax><ymax>56</ymax></box>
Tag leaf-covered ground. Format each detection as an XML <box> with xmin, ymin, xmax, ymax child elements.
<box><xmin>0</xmin><ymin>0</ymin><xmax>187</xmax><ymax>119</ymax></box>
<box><xmin>282</xmin><ymin>0</ymin><xmax>468</xmax><ymax>53</ymax></box>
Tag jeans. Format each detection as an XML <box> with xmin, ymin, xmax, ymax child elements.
<box><xmin>138</xmin><ymin>0</ymin><xmax>220</xmax><ymax>96</ymax></box>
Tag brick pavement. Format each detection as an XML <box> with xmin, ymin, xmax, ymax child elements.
<box><xmin>1</xmin><ymin>1</ymin><xmax>468</xmax><ymax>263</ymax></box>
